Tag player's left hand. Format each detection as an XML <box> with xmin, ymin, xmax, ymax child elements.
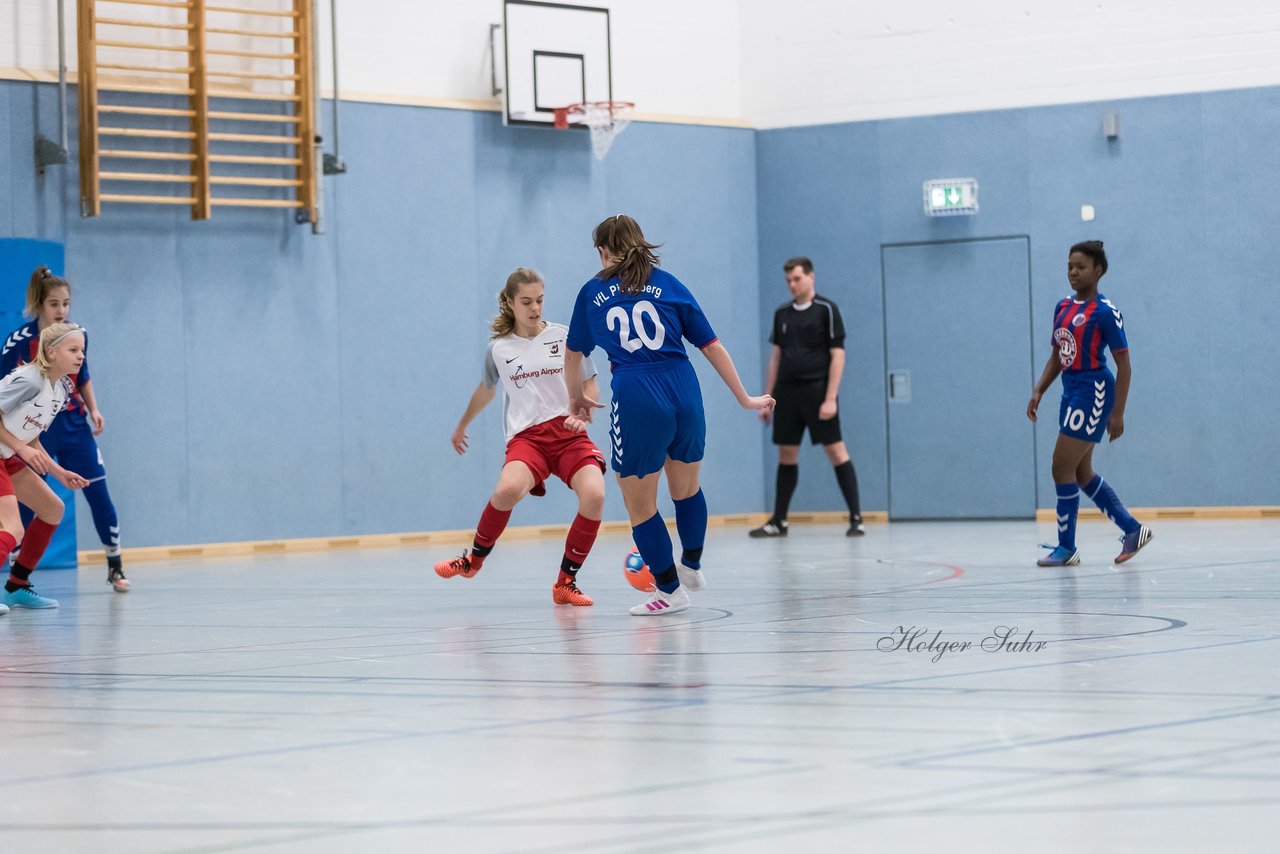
<box><xmin>818</xmin><ymin>400</ymin><xmax>838</xmax><ymax>420</ymax></box>
<box><xmin>89</xmin><ymin>409</ymin><xmax>105</xmax><ymax>435</ymax></box>
<box><xmin>564</xmin><ymin>414</ymin><xmax>588</xmax><ymax>432</ymax></box>
<box><xmin>743</xmin><ymin>394</ymin><xmax>775</xmax><ymax>414</ymax></box>
<box><xmin>568</xmin><ymin>394</ymin><xmax>605</xmax><ymax>423</ymax></box>
<box><xmin>53</xmin><ymin>468</ymin><xmax>89</xmax><ymax>490</ymax></box>
<box><xmin>1107</xmin><ymin>412</ymin><xmax>1125</xmax><ymax>442</ymax></box>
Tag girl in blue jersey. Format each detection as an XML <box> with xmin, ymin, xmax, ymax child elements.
<box><xmin>1</xmin><ymin>267</ymin><xmax>127</xmax><ymax>591</ymax></box>
<box><xmin>1027</xmin><ymin>241</ymin><xmax>1152</xmax><ymax>567</ymax></box>
<box><xmin>565</xmin><ymin>215</ymin><xmax>774</xmax><ymax>616</ymax></box>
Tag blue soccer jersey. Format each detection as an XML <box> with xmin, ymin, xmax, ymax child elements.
<box><xmin>567</xmin><ymin>268</ymin><xmax>717</xmax><ymax>370</ymax></box>
<box><xmin>1051</xmin><ymin>293</ymin><xmax>1128</xmax><ymax>373</ymax></box>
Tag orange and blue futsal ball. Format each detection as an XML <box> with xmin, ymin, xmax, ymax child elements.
<box><xmin>623</xmin><ymin>548</ymin><xmax>654</xmax><ymax>591</ymax></box>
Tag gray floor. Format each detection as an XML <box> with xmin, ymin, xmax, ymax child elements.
<box><xmin>1</xmin><ymin>519</ymin><xmax>1277</xmax><ymax>853</ymax></box>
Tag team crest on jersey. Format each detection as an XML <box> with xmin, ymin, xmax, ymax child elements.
<box><xmin>544</xmin><ymin>340</ymin><xmax>562</xmax><ymax>357</ymax></box>
<box><xmin>1054</xmin><ymin>327</ymin><xmax>1077</xmax><ymax>367</ymax></box>
<box><xmin>1071</xmin><ymin>313</ymin><xmax>1086</xmax><ymax>327</ymax></box>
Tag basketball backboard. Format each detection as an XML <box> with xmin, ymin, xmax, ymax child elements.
<box><xmin>502</xmin><ymin>1</ymin><xmax>612</xmax><ymax>127</ymax></box>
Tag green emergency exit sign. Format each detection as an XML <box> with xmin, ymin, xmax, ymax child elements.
<box><xmin>923</xmin><ymin>178</ymin><xmax>979</xmax><ymax>216</ymax></box>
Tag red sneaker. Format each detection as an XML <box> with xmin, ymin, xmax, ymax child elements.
<box><xmin>552</xmin><ymin>581</ymin><xmax>593</xmax><ymax>606</ymax></box>
<box><xmin>435</xmin><ymin>550</ymin><xmax>483</xmax><ymax>579</ymax></box>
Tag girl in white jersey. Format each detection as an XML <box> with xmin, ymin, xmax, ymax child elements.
<box><xmin>0</xmin><ymin>323</ymin><xmax>91</xmax><ymax>614</ymax></box>
<box><xmin>434</xmin><ymin>269</ymin><xmax>606</xmax><ymax>606</ymax></box>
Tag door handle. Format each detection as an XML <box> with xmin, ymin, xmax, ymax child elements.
<box><xmin>888</xmin><ymin>370</ymin><xmax>911</xmax><ymax>403</ymax></box>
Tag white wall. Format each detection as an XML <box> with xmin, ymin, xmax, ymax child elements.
<box><xmin>317</xmin><ymin>0</ymin><xmax>744</xmax><ymax>121</ymax></box>
<box><xmin>739</xmin><ymin>0</ymin><xmax>1280</xmax><ymax>128</ymax></box>
<box><xmin>4</xmin><ymin>1</ymin><xmax>1277</xmax><ymax>127</ymax></box>
<box><xmin>0</xmin><ymin>0</ymin><xmax>745</xmax><ymax>123</ymax></box>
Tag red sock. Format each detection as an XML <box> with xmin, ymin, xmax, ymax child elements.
<box><xmin>16</xmin><ymin>518</ymin><xmax>57</xmax><ymax>569</ymax></box>
<box><xmin>472</xmin><ymin>501</ymin><xmax>512</xmax><ymax>562</ymax></box>
<box><xmin>563</xmin><ymin>513</ymin><xmax>600</xmax><ymax>570</ymax></box>
<box><xmin>0</xmin><ymin>531</ymin><xmax>16</xmax><ymax>563</ymax></box>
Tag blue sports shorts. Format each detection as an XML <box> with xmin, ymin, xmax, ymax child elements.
<box><xmin>1058</xmin><ymin>369</ymin><xmax>1114</xmax><ymax>444</ymax></box>
<box><xmin>608</xmin><ymin>359</ymin><xmax>705</xmax><ymax>478</ymax></box>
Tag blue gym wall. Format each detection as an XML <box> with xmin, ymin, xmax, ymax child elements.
<box><xmin>0</xmin><ymin>80</ymin><xmax>762</xmax><ymax>548</ymax></box>
<box><xmin>2</xmin><ymin>78</ymin><xmax>1277</xmax><ymax>548</ymax></box>
<box><xmin>757</xmin><ymin>86</ymin><xmax>1280</xmax><ymax>515</ymax></box>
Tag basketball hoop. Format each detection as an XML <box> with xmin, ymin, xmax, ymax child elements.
<box><xmin>553</xmin><ymin>100</ymin><xmax>635</xmax><ymax>160</ymax></box>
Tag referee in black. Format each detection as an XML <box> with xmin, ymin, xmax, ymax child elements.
<box><xmin>750</xmin><ymin>257</ymin><xmax>864</xmax><ymax>537</ymax></box>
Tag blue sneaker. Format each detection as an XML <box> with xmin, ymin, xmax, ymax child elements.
<box><xmin>1037</xmin><ymin>545</ymin><xmax>1080</xmax><ymax>567</ymax></box>
<box><xmin>1115</xmin><ymin>526</ymin><xmax>1153</xmax><ymax>564</ymax></box>
<box><xmin>3</xmin><ymin>587</ymin><xmax>59</xmax><ymax>609</ymax></box>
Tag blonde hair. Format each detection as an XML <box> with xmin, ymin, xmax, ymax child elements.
<box><xmin>26</xmin><ymin>265</ymin><xmax>71</xmax><ymax>318</ymax></box>
<box><xmin>491</xmin><ymin>268</ymin><xmax>544</xmax><ymax>339</ymax></box>
<box><xmin>35</xmin><ymin>322</ymin><xmax>84</xmax><ymax>375</ymax></box>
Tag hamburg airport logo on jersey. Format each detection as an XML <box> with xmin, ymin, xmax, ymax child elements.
<box><xmin>1054</xmin><ymin>328</ymin><xmax>1077</xmax><ymax>368</ymax></box>
<box><xmin>509</xmin><ymin>364</ymin><xmax>563</xmax><ymax>389</ymax></box>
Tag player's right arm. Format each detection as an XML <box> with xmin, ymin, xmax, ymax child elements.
<box><xmin>0</xmin><ymin>423</ymin><xmax>54</xmax><ymax>473</ymax></box>
<box><xmin>1027</xmin><ymin>349</ymin><xmax>1063</xmax><ymax>422</ymax></box>
<box><xmin>0</xmin><ymin>371</ymin><xmax>54</xmax><ymax>473</ymax></box>
<box><xmin>453</xmin><ymin>343</ymin><xmax>500</xmax><ymax>455</ymax></box>
<box><xmin>451</xmin><ymin>382</ymin><xmax>496</xmax><ymax>455</ymax></box>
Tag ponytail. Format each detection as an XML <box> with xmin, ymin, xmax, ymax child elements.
<box><xmin>592</xmin><ymin>214</ymin><xmax>660</xmax><ymax>295</ymax></box>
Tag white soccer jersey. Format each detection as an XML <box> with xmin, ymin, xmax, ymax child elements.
<box><xmin>484</xmin><ymin>322</ymin><xmax>597</xmax><ymax>442</ymax></box>
<box><xmin>0</xmin><ymin>362</ymin><xmax>71</xmax><ymax>459</ymax></box>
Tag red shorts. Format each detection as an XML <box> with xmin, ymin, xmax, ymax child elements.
<box><xmin>0</xmin><ymin>455</ymin><xmax>27</xmax><ymax>498</ymax></box>
<box><xmin>505</xmin><ymin>418</ymin><xmax>605</xmax><ymax>497</ymax></box>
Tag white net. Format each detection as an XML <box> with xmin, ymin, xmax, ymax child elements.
<box><xmin>574</xmin><ymin>102</ymin><xmax>633</xmax><ymax>160</ymax></box>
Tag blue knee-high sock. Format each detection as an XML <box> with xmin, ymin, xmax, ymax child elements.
<box><xmin>1082</xmin><ymin>474</ymin><xmax>1140</xmax><ymax>534</ymax></box>
<box><xmin>81</xmin><ymin>478</ymin><xmax>121</xmax><ymax>554</ymax></box>
<box><xmin>1055</xmin><ymin>482</ymin><xmax>1080</xmax><ymax>550</ymax></box>
<box><xmin>632</xmin><ymin>512</ymin><xmax>678</xmax><ymax>593</ymax></box>
<box><xmin>673</xmin><ymin>489</ymin><xmax>707</xmax><ymax>569</ymax></box>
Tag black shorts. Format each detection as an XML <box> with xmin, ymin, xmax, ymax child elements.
<box><xmin>772</xmin><ymin>380</ymin><xmax>843</xmax><ymax>446</ymax></box>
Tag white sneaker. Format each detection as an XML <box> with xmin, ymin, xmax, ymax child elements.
<box><xmin>0</xmin><ymin>603</ymin><xmax>8</xmax><ymax>616</ymax></box>
<box><xmin>629</xmin><ymin>585</ymin><xmax>691</xmax><ymax>616</ymax></box>
<box><xmin>676</xmin><ymin>563</ymin><xmax>706</xmax><ymax>591</ymax></box>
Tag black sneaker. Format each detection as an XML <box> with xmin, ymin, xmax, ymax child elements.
<box><xmin>107</xmin><ymin>555</ymin><xmax>130</xmax><ymax>592</ymax></box>
<box><xmin>846</xmin><ymin>522</ymin><xmax>866</xmax><ymax>537</ymax></box>
<box><xmin>749</xmin><ymin>519</ymin><xmax>788</xmax><ymax>538</ymax></box>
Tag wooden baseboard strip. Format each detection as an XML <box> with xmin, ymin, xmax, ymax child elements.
<box><xmin>76</xmin><ymin>506</ymin><xmax>1274</xmax><ymax>565</ymax></box>
<box><xmin>76</xmin><ymin>512</ymin><xmax>889</xmax><ymax>565</ymax></box>
<box><xmin>1034</xmin><ymin>506</ymin><xmax>1280</xmax><ymax>523</ymax></box>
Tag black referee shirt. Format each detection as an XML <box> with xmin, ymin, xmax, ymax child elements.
<box><xmin>769</xmin><ymin>295</ymin><xmax>846</xmax><ymax>384</ymax></box>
